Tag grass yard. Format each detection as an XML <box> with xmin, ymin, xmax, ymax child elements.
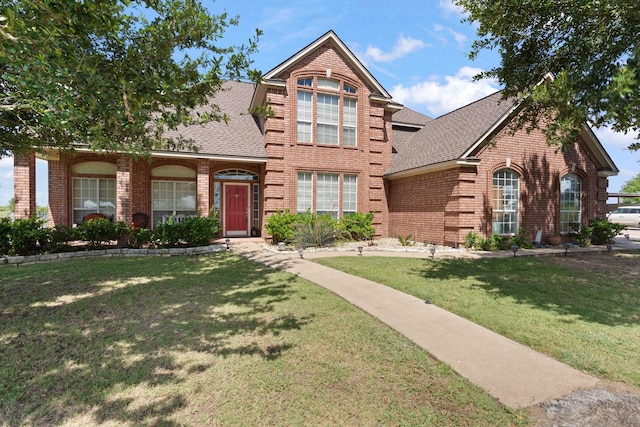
<box><xmin>0</xmin><ymin>253</ymin><xmax>526</xmax><ymax>426</ymax></box>
<box><xmin>316</xmin><ymin>252</ymin><xmax>640</xmax><ymax>388</ymax></box>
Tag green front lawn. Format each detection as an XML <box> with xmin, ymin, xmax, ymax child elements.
<box><xmin>0</xmin><ymin>253</ymin><xmax>525</xmax><ymax>426</ymax></box>
<box><xmin>316</xmin><ymin>252</ymin><xmax>640</xmax><ymax>388</ymax></box>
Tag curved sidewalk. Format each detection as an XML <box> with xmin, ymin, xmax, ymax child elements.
<box><xmin>231</xmin><ymin>242</ymin><xmax>607</xmax><ymax>409</ymax></box>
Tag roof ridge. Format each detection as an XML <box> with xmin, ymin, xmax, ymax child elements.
<box><xmin>433</xmin><ymin>89</ymin><xmax>504</xmax><ymax>120</ymax></box>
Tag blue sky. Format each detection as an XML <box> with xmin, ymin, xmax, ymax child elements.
<box><xmin>0</xmin><ymin>0</ymin><xmax>638</xmax><ymax>205</ymax></box>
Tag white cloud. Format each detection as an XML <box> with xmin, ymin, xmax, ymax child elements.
<box><xmin>438</xmin><ymin>0</ymin><xmax>467</xmax><ymax>18</ymax></box>
<box><xmin>593</xmin><ymin>125</ymin><xmax>639</xmax><ymax>150</ymax></box>
<box><xmin>390</xmin><ymin>66</ymin><xmax>500</xmax><ymax>116</ymax></box>
<box><xmin>364</xmin><ymin>35</ymin><xmax>427</xmax><ymax>63</ymax></box>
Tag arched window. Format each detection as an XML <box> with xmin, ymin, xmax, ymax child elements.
<box><xmin>560</xmin><ymin>174</ymin><xmax>582</xmax><ymax>233</ymax></box>
<box><xmin>492</xmin><ymin>169</ymin><xmax>520</xmax><ymax>235</ymax></box>
<box><xmin>296</xmin><ymin>76</ymin><xmax>358</xmax><ymax>146</ymax></box>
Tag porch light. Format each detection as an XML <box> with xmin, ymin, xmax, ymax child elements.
<box><xmin>562</xmin><ymin>242</ymin><xmax>572</xmax><ymax>256</ymax></box>
<box><xmin>511</xmin><ymin>244</ymin><xmax>519</xmax><ymax>257</ymax></box>
<box><xmin>225</xmin><ymin>238</ymin><xmax>230</xmax><ymax>250</ymax></box>
<box><xmin>357</xmin><ymin>246</ymin><xmax>363</xmax><ymax>256</ymax></box>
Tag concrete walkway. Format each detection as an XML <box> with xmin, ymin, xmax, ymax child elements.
<box><xmin>230</xmin><ymin>236</ymin><xmax>639</xmax><ymax>409</ymax></box>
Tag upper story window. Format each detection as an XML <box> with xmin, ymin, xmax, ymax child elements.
<box><xmin>296</xmin><ymin>76</ymin><xmax>358</xmax><ymax>146</ymax></box>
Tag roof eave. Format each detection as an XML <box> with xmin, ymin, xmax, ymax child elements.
<box><xmin>385</xmin><ymin>157</ymin><xmax>481</xmax><ymax>180</ymax></box>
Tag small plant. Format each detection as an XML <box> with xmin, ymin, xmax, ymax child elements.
<box><xmin>589</xmin><ymin>218</ymin><xmax>625</xmax><ymax>245</ymax></box>
<box><xmin>481</xmin><ymin>234</ymin><xmax>507</xmax><ymax>251</ymax></box>
<box><xmin>129</xmin><ymin>227</ymin><xmax>154</xmax><ymax>249</ymax></box>
<box><xmin>45</xmin><ymin>225</ymin><xmax>79</xmax><ymax>253</ymax></box>
<box><xmin>293</xmin><ymin>212</ymin><xmax>338</xmax><ymax>248</ymax></box>
<box><xmin>0</xmin><ymin>216</ymin><xmax>12</xmax><ymax>255</ymax></box>
<box><xmin>77</xmin><ymin>218</ymin><xmax>126</xmax><ymax>249</ymax></box>
<box><xmin>397</xmin><ymin>234</ymin><xmax>415</xmax><ymax>246</ymax></box>
<box><xmin>510</xmin><ymin>228</ymin><xmax>534</xmax><ymax>249</ymax></box>
<box><xmin>464</xmin><ymin>231</ymin><xmax>482</xmax><ymax>250</ymax></box>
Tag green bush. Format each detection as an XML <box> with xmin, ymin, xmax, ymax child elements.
<box><xmin>76</xmin><ymin>218</ymin><xmax>127</xmax><ymax>249</ymax></box>
<box><xmin>153</xmin><ymin>212</ymin><xmax>220</xmax><ymax>248</ymax></box>
<box><xmin>510</xmin><ymin>228</ymin><xmax>534</xmax><ymax>249</ymax></box>
<box><xmin>338</xmin><ymin>212</ymin><xmax>375</xmax><ymax>241</ymax></box>
<box><xmin>265</xmin><ymin>209</ymin><xmax>298</xmax><ymax>243</ymax></box>
<box><xmin>129</xmin><ymin>227</ymin><xmax>154</xmax><ymax>249</ymax></box>
<box><xmin>45</xmin><ymin>225</ymin><xmax>79</xmax><ymax>253</ymax></box>
<box><xmin>0</xmin><ymin>217</ymin><xmax>11</xmax><ymax>255</ymax></box>
<box><xmin>8</xmin><ymin>216</ymin><xmax>48</xmax><ymax>255</ymax></box>
<box><xmin>589</xmin><ymin>218</ymin><xmax>625</xmax><ymax>245</ymax></box>
<box><xmin>293</xmin><ymin>212</ymin><xmax>338</xmax><ymax>248</ymax></box>
<box><xmin>464</xmin><ymin>231</ymin><xmax>482</xmax><ymax>250</ymax></box>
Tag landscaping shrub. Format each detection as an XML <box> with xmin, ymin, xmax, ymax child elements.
<box><xmin>0</xmin><ymin>217</ymin><xmax>11</xmax><ymax>255</ymax></box>
<box><xmin>464</xmin><ymin>228</ymin><xmax>533</xmax><ymax>251</ymax></box>
<box><xmin>128</xmin><ymin>227</ymin><xmax>154</xmax><ymax>249</ymax></box>
<box><xmin>338</xmin><ymin>212</ymin><xmax>375</xmax><ymax>241</ymax></box>
<box><xmin>76</xmin><ymin>218</ymin><xmax>128</xmax><ymax>249</ymax></box>
<box><xmin>153</xmin><ymin>212</ymin><xmax>220</xmax><ymax>248</ymax></box>
<box><xmin>45</xmin><ymin>225</ymin><xmax>79</xmax><ymax>253</ymax></box>
<box><xmin>265</xmin><ymin>209</ymin><xmax>298</xmax><ymax>243</ymax></box>
<box><xmin>293</xmin><ymin>212</ymin><xmax>338</xmax><ymax>248</ymax></box>
<box><xmin>588</xmin><ymin>218</ymin><xmax>626</xmax><ymax>245</ymax></box>
<box><xmin>464</xmin><ymin>231</ymin><xmax>482</xmax><ymax>250</ymax></box>
<box><xmin>7</xmin><ymin>216</ymin><xmax>48</xmax><ymax>255</ymax></box>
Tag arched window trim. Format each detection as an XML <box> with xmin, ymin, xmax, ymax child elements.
<box><xmin>214</xmin><ymin>169</ymin><xmax>258</xmax><ymax>181</ymax></box>
<box><xmin>492</xmin><ymin>168</ymin><xmax>520</xmax><ymax>236</ymax></box>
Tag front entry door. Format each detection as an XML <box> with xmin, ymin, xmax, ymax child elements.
<box><xmin>224</xmin><ymin>184</ymin><xmax>249</xmax><ymax>236</ymax></box>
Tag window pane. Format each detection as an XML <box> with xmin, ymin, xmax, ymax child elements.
<box><xmin>317</xmin><ymin>173</ymin><xmax>339</xmax><ymax>217</ymax></box>
<box><xmin>560</xmin><ymin>174</ymin><xmax>581</xmax><ymax>233</ymax></box>
<box><xmin>343</xmin><ymin>98</ymin><xmax>357</xmax><ymax>146</ymax></box>
<box><xmin>297</xmin><ymin>77</ymin><xmax>312</xmax><ymax>87</ymax></box>
<box><xmin>318</xmin><ymin>78</ymin><xmax>339</xmax><ymax>90</ymax></box>
<box><xmin>343</xmin><ymin>175</ymin><xmax>357</xmax><ymax>215</ymax></box>
<box><xmin>297</xmin><ymin>91</ymin><xmax>313</xmax><ymax>142</ymax></box>
<box><xmin>152</xmin><ymin>181</ymin><xmax>196</xmax><ymax>226</ymax></box>
<box><xmin>343</xmin><ymin>83</ymin><xmax>357</xmax><ymax>94</ymax></box>
<box><xmin>297</xmin><ymin>172</ymin><xmax>313</xmax><ymax>212</ymax></box>
<box><xmin>72</xmin><ymin>178</ymin><xmax>116</xmax><ymax>224</ymax></box>
<box><xmin>317</xmin><ymin>94</ymin><xmax>339</xmax><ymax>144</ymax></box>
<box><xmin>492</xmin><ymin>170</ymin><xmax>519</xmax><ymax>235</ymax></box>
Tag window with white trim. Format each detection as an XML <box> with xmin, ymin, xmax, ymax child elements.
<box><xmin>152</xmin><ymin>181</ymin><xmax>196</xmax><ymax>226</ymax></box>
<box><xmin>492</xmin><ymin>169</ymin><xmax>519</xmax><ymax>235</ymax></box>
<box><xmin>560</xmin><ymin>174</ymin><xmax>582</xmax><ymax>233</ymax></box>
<box><xmin>296</xmin><ymin>172</ymin><xmax>358</xmax><ymax>219</ymax></box>
<box><xmin>296</xmin><ymin>76</ymin><xmax>358</xmax><ymax>146</ymax></box>
<box><xmin>317</xmin><ymin>173</ymin><xmax>339</xmax><ymax>217</ymax></box>
<box><xmin>296</xmin><ymin>172</ymin><xmax>313</xmax><ymax>212</ymax></box>
<box><xmin>72</xmin><ymin>178</ymin><xmax>116</xmax><ymax>224</ymax></box>
<box><xmin>343</xmin><ymin>175</ymin><xmax>357</xmax><ymax>215</ymax></box>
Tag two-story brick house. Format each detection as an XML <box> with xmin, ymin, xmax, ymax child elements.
<box><xmin>13</xmin><ymin>30</ymin><xmax>618</xmax><ymax>245</ymax></box>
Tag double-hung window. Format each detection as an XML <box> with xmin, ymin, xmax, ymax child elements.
<box><xmin>296</xmin><ymin>172</ymin><xmax>357</xmax><ymax>219</ymax></box>
<box><xmin>73</xmin><ymin>178</ymin><xmax>116</xmax><ymax>224</ymax></box>
<box><xmin>296</xmin><ymin>77</ymin><xmax>358</xmax><ymax>146</ymax></box>
<box><xmin>152</xmin><ymin>181</ymin><xmax>196</xmax><ymax>226</ymax></box>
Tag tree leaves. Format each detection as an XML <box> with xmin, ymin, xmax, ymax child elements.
<box><xmin>456</xmin><ymin>0</ymin><xmax>640</xmax><ymax>150</ymax></box>
<box><xmin>0</xmin><ymin>0</ymin><xmax>261</xmax><ymax>157</ymax></box>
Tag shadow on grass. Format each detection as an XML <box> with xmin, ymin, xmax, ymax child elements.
<box><xmin>410</xmin><ymin>256</ymin><xmax>640</xmax><ymax>327</ymax></box>
<box><xmin>0</xmin><ymin>252</ymin><xmax>309</xmax><ymax>426</ymax></box>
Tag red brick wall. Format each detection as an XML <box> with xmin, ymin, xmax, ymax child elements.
<box><xmin>13</xmin><ymin>152</ymin><xmax>36</xmax><ymax>219</ymax></box>
<box><xmin>387</xmin><ymin>125</ymin><xmax>610</xmax><ymax>246</ymax></box>
<box><xmin>261</xmin><ymin>41</ymin><xmax>393</xmax><ymax>238</ymax></box>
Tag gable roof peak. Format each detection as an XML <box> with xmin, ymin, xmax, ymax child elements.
<box><xmin>261</xmin><ymin>30</ymin><xmax>391</xmax><ymax>99</ymax></box>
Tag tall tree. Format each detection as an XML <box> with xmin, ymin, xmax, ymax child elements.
<box><xmin>0</xmin><ymin>0</ymin><xmax>261</xmax><ymax>157</ymax></box>
<box><xmin>455</xmin><ymin>0</ymin><xmax>640</xmax><ymax>150</ymax></box>
<box><xmin>621</xmin><ymin>173</ymin><xmax>640</xmax><ymax>203</ymax></box>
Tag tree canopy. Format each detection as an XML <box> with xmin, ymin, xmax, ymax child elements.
<box><xmin>455</xmin><ymin>0</ymin><xmax>640</xmax><ymax>150</ymax></box>
<box><xmin>0</xmin><ymin>0</ymin><xmax>261</xmax><ymax>157</ymax></box>
<box><xmin>621</xmin><ymin>173</ymin><xmax>640</xmax><ymax>203</ymax></box>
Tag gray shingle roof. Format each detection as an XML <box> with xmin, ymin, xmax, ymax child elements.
<box><xmin>393</xmin><ymin>107</ymin><xmax>433</xmax><ymax>126</ymax></box>
<box><xmin>387</xmin><ymin>91</ymin><xmax>515</xmax><ymax>175</ymax></box>
<box><xmin>162</xmin><ymin>80</ymin><xmax>265</xmax><ymax>159</ymax></box>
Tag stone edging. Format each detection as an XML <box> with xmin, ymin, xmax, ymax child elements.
<box><xmin>0</xmin><ymin>244</ymin><xmax>227</xmax><ymax>267</ymax></box>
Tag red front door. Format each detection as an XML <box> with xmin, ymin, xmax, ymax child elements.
<box><xmin>224</xmin><ymin>184</ymin><xmax>249</xmax><ymax>236</ymax></box>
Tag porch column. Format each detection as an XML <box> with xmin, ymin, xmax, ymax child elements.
<box><xmin>13</xmin><ymin>152</ymin><xmax>36</xmax><ymax>219</ymax></box>
<box><xmin>197</xmin><ymin>159</ymin><xmax>210</xmax><ymax>215</ymax></box>
<box><xmin>116</xmin><ymin>156</ymin><xmax>132</xmax><ymax>223</ymax></box>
